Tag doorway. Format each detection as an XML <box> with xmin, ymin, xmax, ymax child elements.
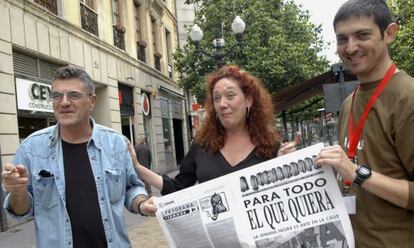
<box><xmin>173</xmin><ymin>119</ymin><xmax>184</xmax><ymax>165</ymax></box>
<box><xmin>121</xmin><ymin>116</ymin><xmax>135</xmax><ymax>143</ymax></box>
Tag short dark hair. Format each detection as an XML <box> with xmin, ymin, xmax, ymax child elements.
<box><xmin>333</xmin><ymin>0</ymin><xmax>393</xmax><ymax>37</ymax></box>
<box><xmin>137</xmin><ymin>135</ymin><xmax>147</xmax><ymax>144</ymax></box>
<box><xmin>53</xmin><ymin>66</ymin><xmax>95</xmax><ymax>94</ymax></box>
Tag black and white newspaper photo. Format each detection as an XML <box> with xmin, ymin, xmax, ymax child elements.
<box><xmin>155</xmin><ymin>143</ymin><xmax>355</xmax><ymax>248</ymax></box>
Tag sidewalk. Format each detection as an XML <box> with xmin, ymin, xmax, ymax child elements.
<box><xmin>128</xmin><ymin>169</ymin><xmax>179</xmax><ymax>248</ymax></box>
<box><xmin>0</xmin><ymin>169</ymin><xmax>179</xmax><ymax>248</ymax></box>
<box><xmin>129</xmin><ymin>217</ymin><xmax>169</xmax><ymax>247</ymax></box>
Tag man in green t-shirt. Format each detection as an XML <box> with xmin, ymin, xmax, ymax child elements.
<box><xmin>316</xmin><ymin>0</ymin><xmax>414</xmax><ymax>247</ymax></box>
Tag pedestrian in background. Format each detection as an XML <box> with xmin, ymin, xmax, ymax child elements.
<box><xmin>2</xmin><ymin>66</ymin><xmax>155</xmax><ymax>248</ymax></box>
<box><xmin>135</xmin><ymin>135</ymin><xmax>152</xmax><ymax>196</ymax></box>
<box><xmin>316</xmin><ymin>0</ymin><xmax>414</xmax><ymax>247</ymax></box>
<box><xmin>129</xmin><ymin>65</ymin><xmax>300</xmax><ymax>211</ymax></box>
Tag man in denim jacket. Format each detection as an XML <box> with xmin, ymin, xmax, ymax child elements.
<box><xmin>2</xmin><ymin>66</ymin><xmax>155</xmax><ymax>247</ymax></box>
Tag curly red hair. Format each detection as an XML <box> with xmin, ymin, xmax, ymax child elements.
<box><xmin>194</xmin><ymin>65</ymin><xmax>280</xmax><ymax>158</ymax></box>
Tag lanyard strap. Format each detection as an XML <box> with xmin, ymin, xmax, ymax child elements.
<box><xmin>347</xmin><ymin>63</ymin><xmax>396</xmax><ymax>159</ymax></box>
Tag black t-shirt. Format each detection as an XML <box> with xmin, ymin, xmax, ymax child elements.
<box><xmin>161</xmin><ymin>143</ymin><xmax>276</xmax><ymax>195</ymax></box>
<box><xmin>62</xmin><ymin>140</ymin><xmax>107</xmax><ymax>248</ymax></box>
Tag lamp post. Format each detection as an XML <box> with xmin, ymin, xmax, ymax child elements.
<box><xmin>190</xmin><ymin>16</ymin><xmax>246</xmax><ymax>67</ymax></box>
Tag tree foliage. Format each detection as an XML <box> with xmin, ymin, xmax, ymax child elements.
<box><xmin>174</xmin><ymin>0</ymin><xmax>329</xmax><ymax>105</ymax></box>
<box><xmin>390</xmin><ymin>0</ymin><xmax>414</xmax><ymax>76</ymax></box>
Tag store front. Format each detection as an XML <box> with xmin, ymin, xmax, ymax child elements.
<box><xmin>15</xmin><ymin>78</ymin><xmax>56</xmax><ymax>141</ymax></box>
<box><xmin>119</xmin><ymin>83</ymin><xmax>135</xmax><ymax>143</ymax></box>
<box><xmin>13</xmin><ymin>51</ymin><xmax>62</xmax><ymax>140</ymax></box>
<box><xmin>159</xmin><ymin>88</ymin><xmax>186</xmax><ymax>170</ymax></box>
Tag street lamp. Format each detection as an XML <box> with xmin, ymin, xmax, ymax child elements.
<box><xmin>190</xmin><ymin>16</ymin><xmax>246</xmax><ymax>67</ymax></box>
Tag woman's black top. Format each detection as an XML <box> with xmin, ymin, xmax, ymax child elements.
<box><xmin>161</xmin><ymin>143</ymin><xmax>276</xmax><ymax>195</ymax></box>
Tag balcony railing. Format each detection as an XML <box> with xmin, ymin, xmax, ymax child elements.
<box><xmin>80</xmin><ymin>3</ymin><xmax>98</xmax><ymax>36</ymax></box>
<box><xmin>137</xmin><ymin>42</ymin><xmax>146</xmax><ymax>63</ymax></box>
<box><xmin>113</xmin><ymin>25</ymin><xmax>126</xmax><ymax>50</ymax></box>
<box><xmin>34</xmin><ymin>0</ymin><xmax>57</xmax><ymax>14</ymax></box>
<box><xmin>154</xmin><ymin>55</ymin><xmax>161</xmax><ymax>71</ymax></box>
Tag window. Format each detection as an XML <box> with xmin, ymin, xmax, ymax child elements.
<box><xmin>112</xmin><ymin>0</ymin><xmax>125</xmax><ymax>50</ymax></box>
<box><xmin>135</xmin><ymin>2</ymin><xmax>146</xmax><ymax>62</ymax></box>
<box><xmin>34</xmin><ymin>0</ymin><xmax>58</xmax><ymax>14</ymax></box>
<box><xmin>165</xmin><ymin>29</ymin><xmax>173</xmax><ymax>78</ymax></box>
<box><xmin>134</xmin><ymin>3</ymin><xmax>142</xmax><ymax>42</ymax></box>
<box><xmin>151</xmin><ymin>17</ymin><xmax>158</xmax><ymax>53</ymax></box>
<box><xmin>152</xmin><ymin>17</ymin><xmax>161</xmax><ymax>71</ymax></box>
<box><xmin>161</xmin><ymin>97</ymin><xmax>172</xmax><ymax>151</ymax></box>
<box><xmin>81</xmin><ymin>0</ymin><xmax>95</xmax><ymax>9</ymax></box>
<box><xmin>111</xmin><ymin>0</ymin><xmax>120</xmax><ymax>25</ymax></box>
<box><xmin>80</xmin><ymin>0</ymin><xmax>98</xmax><ymax>36</ymax></box>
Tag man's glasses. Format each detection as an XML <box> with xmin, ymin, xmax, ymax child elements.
<box><xmin>50</xmin><ymin>91</ymin><xmax>92</xmax><ymax>102</ymax></box>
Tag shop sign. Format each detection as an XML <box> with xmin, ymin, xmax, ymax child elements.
<box><xmin>16</xmin><ymin>78</ymin><xmax>53</xmax><ymax>113</ymax></box>
<box><xmin>141</xmin><ymin>92</ymin><xmax>150</xmax><ymax>116</ymax></box>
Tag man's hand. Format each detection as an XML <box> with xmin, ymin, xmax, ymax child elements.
<box><xmin>139</xmin><ymin>196</ymin><xmax>157</xmax><ymax>217</ymax></box>
<box><xmin>315</xmin><ymin>145</ymin><xmax>357</xmax><ymax>181</ymax></box>
<box><xmin>2</xmin><ymin>163</ymin><xmax>31</xmax><ymax>215</ymax></box>
<box><xmin>2</xmin><ymin>164</ymin><xmax>29</xmax><ymax>196</ymax></box>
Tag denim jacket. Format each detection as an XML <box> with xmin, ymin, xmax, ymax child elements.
<box><xmin>3</xmin><ymin>119</ymin><xmax>147</xmax><ymax>248</ymax></box>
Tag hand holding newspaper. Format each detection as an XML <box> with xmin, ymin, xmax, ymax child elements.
<box><xmin>155</xmin><ymin>143</ymin><xmax>354</xmax><ymax>248</ymax></box>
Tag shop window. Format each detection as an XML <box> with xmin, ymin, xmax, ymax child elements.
<box><xmin>161</xmin><ymin>97</ymin><xmax>172</xmax><ymax>151</ymax></box>
<box><xmin>121</xmin><ymin>116</ymin><xmax>135</xmax><ymax>143</ymax></box>
<box><xmin>17</xmin><ymin>114</ymin><xmax>55</xmax><ymax>140</ymax></box>
<box><xmin>162</xmin><ymin>117</ymin><xmax>172</xmax><ymax>150</ymax></box>
<box><xmin>18</xmin><ymin>117</ymin><xmax>47</xmax><ymax>140</ymax></box>
<box><xmin>118</xmin><ymin>83</ymin><xmax>134</xmax><ymax>116</ymax></box>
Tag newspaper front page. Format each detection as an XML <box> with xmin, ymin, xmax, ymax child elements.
<box><xmin>155</xmin><ymin>143</ymin><xmax>354</xmax><ymax>248</ymax></box>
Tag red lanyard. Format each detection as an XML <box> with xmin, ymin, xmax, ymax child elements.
<box><xmin>347</xmin><ymin>63</ymin><xmax>396</xmax><ymax>159</ymax></box>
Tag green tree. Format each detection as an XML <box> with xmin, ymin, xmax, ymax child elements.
<box><xmin>175</xmin><ymin>0</ymin><xmax>329</xmax><ymax>105</ymax></box>
<box><xmin>390</xmin><ymin>0</ymin><xmax>414</xmax><ymax>76</ymax></box>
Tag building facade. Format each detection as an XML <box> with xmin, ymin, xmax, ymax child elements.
<box><xmin>176</xmin><ymin>0</ymin><xmax>198</xmax><ymax>49</ymax></box>
<box><xmin>175</xmin><ymin>0</ymin><xmax>203</xmax><ymax>139</ymax></box>
<box><xmin>0</xmin><ymin>0</ymin><xmax>189</xmax><ymax>228</ymax></box>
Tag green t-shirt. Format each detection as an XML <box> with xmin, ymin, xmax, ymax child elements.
<box><xmin>338</xmin><ymin>70</ymin><xmax>414</xmax><ymax>247</ymax></box>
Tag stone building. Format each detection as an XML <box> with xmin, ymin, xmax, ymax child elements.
<box><xmin>0</xmin><ymin>0</ymin><xmax>188</xmax><ymax>191</ymax></box>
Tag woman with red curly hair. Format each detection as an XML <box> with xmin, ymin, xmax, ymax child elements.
<box><xmin>131</xmin><ymin>65</ymin><xmax>298</xmax><ymax>201</ymax></box>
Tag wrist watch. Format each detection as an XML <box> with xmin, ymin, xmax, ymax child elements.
<box><xmin>353</xmin><ymin>165</ymin><xmax>372</xmax><ymax>187</ymax></box>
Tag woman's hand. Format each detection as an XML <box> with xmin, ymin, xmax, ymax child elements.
<box><xmin>278</xmin><ymin>132</ymin><xmax>302</xmax><ymax>156</ymax></box>
<box><xmin>128</xmin><ymin>142</ymin><xmax>142</xmax><ymax>169</ymax></box>
<box><xmin>128</xmin><ymin>142</ymin><xmax>164</xmax><ymax>190</ymax></box>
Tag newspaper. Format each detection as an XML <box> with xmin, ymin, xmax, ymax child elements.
<box><xmin>155</xmin><ymin>143</ymin><xmax>354</xmax><ymax>248</ymax></box>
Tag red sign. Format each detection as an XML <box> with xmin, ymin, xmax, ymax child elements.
<box><xmin>118</xmin><ymin>90</ymin><xmax>123</xmax><ymax>105</ymax></box>
<box><xmin>141</xmin><ymin>92</ymin><xmax>150</xmax><ymax>116</ymax></box>
<box><xmin>192</xmin><ymin>103</ymin><xmax>201</xmax><ymax>112</ymax></box>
